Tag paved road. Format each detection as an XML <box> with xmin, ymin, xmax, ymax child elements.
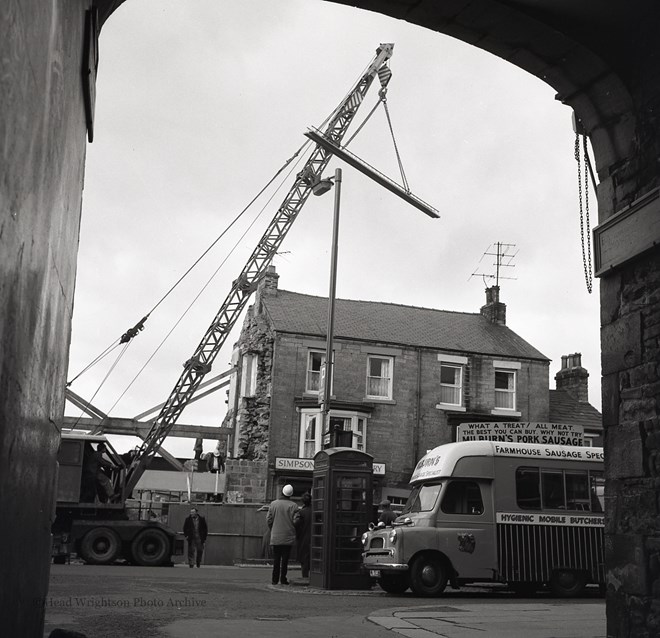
<box><xmin>44</xmin><ymin>564</ymin><xmax>605</xmax><ymax>638</ymax></box>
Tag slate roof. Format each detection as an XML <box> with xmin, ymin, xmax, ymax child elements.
<box><xmin>261</xmin><ymin>290</ymin><xmax>549</xmax><ymax>361</ymax></box>
<box><xmin>549</xmin><ymin>389</ymin><xmax>602</xmax><ymax>431</ymax></box>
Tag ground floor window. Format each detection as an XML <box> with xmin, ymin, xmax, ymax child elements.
<box><xmin>298</xmin><ymin>409</ymin><xmax>368</xmax><ymax>458</ymax></box>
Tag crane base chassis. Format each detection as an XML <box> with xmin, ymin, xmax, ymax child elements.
<box><xmin>52</xmin><ymin>507</ymin><xmax>183</xmax><ymax>566</ymax></box>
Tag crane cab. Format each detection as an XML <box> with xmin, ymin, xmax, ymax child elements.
<box><xmin>57</xmin><ymin>433</ymin><xmax>125</xmax><ymax>504</ymax></box>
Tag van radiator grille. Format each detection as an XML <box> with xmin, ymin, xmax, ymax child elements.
<box><xmin>497</xmin><ymin>524</ymin><xmax>604</xmax><ymax>583</ymax></box>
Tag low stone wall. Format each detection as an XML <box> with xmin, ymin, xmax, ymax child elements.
<box><xmin>224</xmin><ymin>459</ymin><xmax>267</xmax><ymax>503</ymax></box>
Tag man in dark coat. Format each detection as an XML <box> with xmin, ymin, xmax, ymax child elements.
<box><xmin>183</xmin><ymin>507</ymin><xmax>208</xmax><ymax>568</ymax></box>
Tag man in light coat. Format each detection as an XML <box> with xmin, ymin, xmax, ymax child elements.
<box><xmin>267</xmin><ymin>484</ymin><xmax>299</xmax><ymax>585</ymax></box>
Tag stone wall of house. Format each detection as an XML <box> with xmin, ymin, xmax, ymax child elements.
<box><xmin>235</xmin><ymin>305</ymin><xmax>274</xmax><ymax>461</ymax></box>
<box><xmin>224</xmin><ymin>459</ymin><xmax>267</xmax><ymax>504</ymax></box>
<box><xmin>267</xmin><ymin>332</ymin><xmax>551</xmax><ymax>491</ymax></box>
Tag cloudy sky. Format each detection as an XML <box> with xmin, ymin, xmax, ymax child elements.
<box><xmin>66</xmin><ymin>0</ymin><xmax>601</xmax><ymax>459</ymax></box>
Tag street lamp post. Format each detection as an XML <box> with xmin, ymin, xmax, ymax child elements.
<box><xmin>315</xmin><ymin>168</ymin><xmax>342</xmax><ymax>445</ymax></box>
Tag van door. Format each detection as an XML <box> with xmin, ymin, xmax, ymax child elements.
<box><xmin>436</xmin><ymin>479</ymin><xmax>497</xmax><ymax>580</ymax></box>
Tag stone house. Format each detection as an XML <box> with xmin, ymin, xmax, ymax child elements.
<box><xmin>222</xmin><ymin>266</ymin><xmax>602</xmax><ymax>504</ymax></box>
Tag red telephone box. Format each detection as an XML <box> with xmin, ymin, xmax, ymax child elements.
<box><xmin>310</xmin><ymin>448</ymin><xmax>373</xmax><ymax>589</ymax></box>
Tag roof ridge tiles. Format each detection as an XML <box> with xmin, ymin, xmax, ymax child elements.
<box><xmin>276</xmin><ymin>288</ymin><xmax>480</xmax><ymax>317</ymax></box>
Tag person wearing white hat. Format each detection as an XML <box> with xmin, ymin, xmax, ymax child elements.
<box><xmin>266</xmin><ymin>484</ymin><xmax>299</xmax><ymax>585</ymax></box>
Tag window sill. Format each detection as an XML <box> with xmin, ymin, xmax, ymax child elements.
<box><xmin>364</xmin><ymin>398</ymin><xmax>396</xmax><ymax>405</ymax></box>
<box><xmin>435</xmin><ymin>404</ymin><xmax>466</xmax><ymax>412</ymax></box>
<box><xmin>491</xmin><ymin>408</ymin><xmax>521</xmax><ymax>417</ymax></box>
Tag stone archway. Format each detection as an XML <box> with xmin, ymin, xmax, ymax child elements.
<box><xmin>2</xmin><ymin>2</ymin><xmax>658</xmax><ymax>637</ymax></box>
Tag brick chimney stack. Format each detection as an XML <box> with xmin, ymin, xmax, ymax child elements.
<box><xmin>480</xmin><ymin>285</ymin><xmax>507</xmax><ymax>325</ymax></box>
<box><xmin>555</xmin><ymin>352</ymin><xmax>589</xmax><ymax>402</ymax></box>
<box><xmin>259</xmin><ymin>265</ymin><xmax>279</xmax><ymax>297</ymax></box>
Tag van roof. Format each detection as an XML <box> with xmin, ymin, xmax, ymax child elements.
<box><xmin>410</xmin><ymin>441</ymin><xmax>604</xmax><ymax>483</ymax></box>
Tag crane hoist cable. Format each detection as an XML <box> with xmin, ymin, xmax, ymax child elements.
<box><xmin>67</xmin><ymin>341</ymin><xmax>131</xmax><ymax>429</ymax></box>
<box><xmin>382</xmin><ymin>95</ymin><xmax>410</xmax><ymax>193</ymax></box>
<box><xmin>340</xmin><ymin>58</ymin><xmax>410</xmax><ymax>192</ymax></box>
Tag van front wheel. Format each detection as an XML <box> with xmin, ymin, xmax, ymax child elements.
<box><xmin>409</xmin><ymin>555</ymin><xmax>448</xmax><ymax>597</ymax></box>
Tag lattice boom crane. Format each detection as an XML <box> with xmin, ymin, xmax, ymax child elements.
<box><xmin>122</xmin><ymin>43</ymin><xmax>395</xmax><ymax>499</ymax></box>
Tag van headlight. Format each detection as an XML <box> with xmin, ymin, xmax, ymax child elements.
<box><xmin>361</xmin><ymin>532</ymin><xmax>368</xmax><ymax>546</ymax></box>
<box><xmin>388</xmin><ymin>528</ymin><xmax>398</xmax><ymax>544</ymax></box>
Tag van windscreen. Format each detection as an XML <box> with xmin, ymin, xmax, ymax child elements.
<box><xmin>402</xmin><ymin>482</ymin><xmax>442</xmax><ymax>514</ymax></box>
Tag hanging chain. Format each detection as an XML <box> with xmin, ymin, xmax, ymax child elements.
<box><xmin>575</xmin><ymin>132</ymin><xmax>593</xmax><ymax>294</ymax></box>
<box><xmin>582</xmin><ymin>135</ymin><xmax>593</xmax><ymax>291</ymax></box>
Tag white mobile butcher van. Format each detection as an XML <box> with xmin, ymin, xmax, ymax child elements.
<box><xmin>362</xmin><ymin>440</ymin><xmax>604</xmax><ymax>596</ymax></box>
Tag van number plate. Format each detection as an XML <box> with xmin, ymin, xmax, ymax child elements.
<box><xmin>369</xmin><ymin>570</ymin><xmax>381</xmax><ymax>578</ymax></box>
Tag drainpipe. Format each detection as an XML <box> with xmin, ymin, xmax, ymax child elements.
<box><xmin>413</xmin><ymin>347</ymin><xmax>422</xmax><ymax>468</ymax></box>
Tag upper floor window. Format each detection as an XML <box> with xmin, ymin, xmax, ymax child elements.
<box><xmin>366</xmin><ymin>355</ymin><xmax>393</xmax><ymax>400</ymax></box>
<box><xmin>437</xmin><ymin>354</ymin><xmax>467</xmax><ymax>409</ymax></box>
<box><xmin>492</xmin><ymin>360</ymin><xmax>520</xmax><ymax>412</ymax></box>
<box><xmin>440</xmin><ymin>365</ymin><xmax>462</xmax><ymax>404</ymax></box>
<box><xmin>494</xmin><ymin>369</ymin><xmax>515</xmax><ymax>409</ymax></box>
<box><xmin>305</xmin><ymin>349</ymin><xmax>334</xmax><ymax>396</ymax></box>
<box><xmin>306</xmin><ymin>351</ymin><xmax>325</xmax><ymax>393</ymax></box>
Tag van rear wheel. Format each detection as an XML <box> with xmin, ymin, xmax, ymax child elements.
<box><xmin>549</xmin><ymin>569</ymin><xmax>587</xmax><ymax>597</ymax></box>
<box><xmin>409</xmin><ymin>555</ymin><xmax>448</xmax><ymax>597</ymax></box>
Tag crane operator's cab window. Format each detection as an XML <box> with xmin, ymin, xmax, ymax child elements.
<box><xmin>516</xmin><ymin>467</ymin><xmax>605</xmax><ymax>512</ymax></box>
